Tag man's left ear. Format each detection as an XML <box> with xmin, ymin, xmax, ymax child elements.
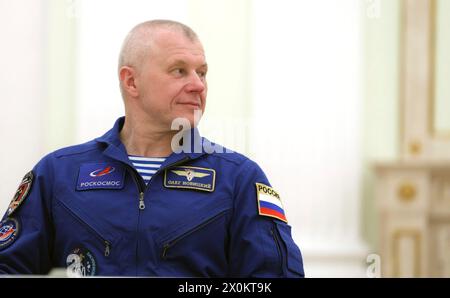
<box><xmin>119</xmin><ymin>66</ymin><xmax>139</xmax><ymax>97</ymax></box>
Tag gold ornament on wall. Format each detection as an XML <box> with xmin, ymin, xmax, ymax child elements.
<box><xmin>397</xmin><ymin>183</ymin><xmax>416</xmax><ymax>202</ymax></box>
<box><xmin>409</xmin><ymin>141</ymin><xmax>422</xmax><ymax>156</ymax></box>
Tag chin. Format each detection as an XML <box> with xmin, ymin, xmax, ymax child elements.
<box><xmin>170</xmin><ymin>113</ymin><xmax>201</xmax><ymax>130</ymax></box>
<box><xmin>177</xmin><ymin>109</ymin><xmax>203</xmax><ymax>124</ymax></box>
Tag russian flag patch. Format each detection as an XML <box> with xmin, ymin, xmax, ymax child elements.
<box><xmin>256</xmin><ymin>183</ymin><xmax>287</xmax><ymax>223</ymax></box>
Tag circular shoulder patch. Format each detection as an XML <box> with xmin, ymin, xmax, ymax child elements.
<box><xmin>0</xmin><ymin>218</ymin><xmax>20</xmax><ymax>249</ymax></box>
<box><xmin>7</xmin><ymin>171</ymin><xmax>34</xmax><ymax>217</ymax></box>
<box><xmin>66</xmin><ymin>247</ymin><xmax>97</xmax><ymax>277</ymax></box>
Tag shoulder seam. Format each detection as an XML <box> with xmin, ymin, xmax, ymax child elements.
<box><xmin>54</xmin><ymin>146</ymin><xmax>99</xmax><ymax>158</ymax></box>
<box><xmin>207</xmin><ymin>152</ymin><xmax>249</xmax><ymax>166</ymax></box>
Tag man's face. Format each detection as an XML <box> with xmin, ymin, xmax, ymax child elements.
<box><xmin>136</xmin><ymin>29</ymin><xmax>207</xmax><ymax>130</ymax></box>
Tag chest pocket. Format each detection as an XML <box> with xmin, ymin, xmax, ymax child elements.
<box><xmin>155</xmin><ymin>204</ymin><xmax>231</xmax><ymax>276</ymax></box>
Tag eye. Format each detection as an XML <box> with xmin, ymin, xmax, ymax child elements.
<box><xmin>197</xmin><ymin>70</ymin><xmax>207</xmax><ymax>79</ymax></box>
<box><xmin>172</xmin><ymin>68</ymin><xmax>185</xmax><ymax>76</ymax></box>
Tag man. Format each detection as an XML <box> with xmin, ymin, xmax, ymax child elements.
<box><xmin>0</xmin><ymin>20</ymin><xmax>304</xmax><ymax>277</ymax></box>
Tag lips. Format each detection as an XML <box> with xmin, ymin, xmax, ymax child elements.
<box><xmin>179</xmin><ymin>101</ymin><xmax>201</xmax><ymax>108</ymax></box>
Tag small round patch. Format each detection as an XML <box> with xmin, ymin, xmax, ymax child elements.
<box><xmin>0</xmin><ymin>218</ymin><xmax>20</xmax><ymax>249</ymax></box>
<box><xmin>66</xmin><ymin>247</ymin><xmax>97</xmax><ymax>277</ymax></box>
<box><xmin>7</xmin><ymin>171</ymin><xmax>34</xmax><ymax>217</ymax></box>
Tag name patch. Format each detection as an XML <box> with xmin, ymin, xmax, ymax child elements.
<box><xmin>164</xmin><ymin>166</ymin><xmax>215</xmax><ymax>192</ymax></box>
<box><xmin>76</xmin><ymin>163</ymin><xmax>125</xmax><ymax>191</ymax></box>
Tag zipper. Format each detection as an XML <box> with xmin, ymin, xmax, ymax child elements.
<box><xmin>125</xmin><ymin>156</ymin><xmax>191</xmax><ymax>274</ymax></box>
<box><xmin>126</xmin><ymin>156</ymin><xmax>191</xmax><ymax>211</ymax></box>
<box><xmin>104</xmin><ymin>241</ymin><xmax>111</xmax><ymax>257</ymax></box>
<box><xmin>161</xmin><ymin>210</ymin><xmax>227</xmax><ymax>259</ymax></box>
<box><xmin>126</xmin><ymin>166</ymin><xmax>146</xmax><ymax>210</ymax></box>
<box><xmin>58</xmin><ymin>200</ymin><xmax>112</xmax><ymax>257</ymax></box>
<box><xmin>271</xmin><ymin>225</ymin><xmax>284</xmax><ymax>272</ymax></box>
<box><xmin>138</xmin><ymin>192</ymin><xmax>145</xmax><ymax>210</ymax></box>
<box><xmin>124</xmin><ymin>166</ymin><xmax>146</xmax><ymax>276</ymax></box>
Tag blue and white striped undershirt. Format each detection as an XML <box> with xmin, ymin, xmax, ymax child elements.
<box><xmin>128</xmin><ymin>155</ymin><xmax>166</xmax><ymax>185</ymax></box>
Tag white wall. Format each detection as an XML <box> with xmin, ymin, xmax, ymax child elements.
<box><xmin>250</xmin><ymin>0</ymin><xmax>367</xmax><ymax>277</ymax></box>
<box><xmin>0</xmin><ymin>0</ymin><xmax>46</xmax><ymax>213</ymax></box>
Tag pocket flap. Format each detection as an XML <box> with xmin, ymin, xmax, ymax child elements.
<box><xmin>156</xmin><ymin>204</ymin><xmax>230</xmax><ymax>246</ymax></box>
<box><xmin>56</xmin><ymin>196</ymin><xmax>116</xmax><ymax>243</ymax></box>
<box><xmin>275</xmin><ymin>222</ymin><xmax>304</xmax><ymax>275</ymax></box>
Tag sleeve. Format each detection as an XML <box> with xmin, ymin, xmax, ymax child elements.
<box><xmin>0</xmin><ymin>156</ymin><xmax>55</xmax><ymax>274</ymax></box>
<box><xmin>228</xmin><ymin>159</ymin><xmax>305</xmax><ymax>278</ymax></box>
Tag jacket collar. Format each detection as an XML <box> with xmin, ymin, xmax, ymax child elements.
<box><xmin>95</xmin><ymin>116</ymin><xmax>207</xmax><ymax>168</ymax></box>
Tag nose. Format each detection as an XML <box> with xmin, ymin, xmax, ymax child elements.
<box><xmin>185</xmin><ymin>71</ymin><xmax>206</xmax><ymax>93</ymax></box>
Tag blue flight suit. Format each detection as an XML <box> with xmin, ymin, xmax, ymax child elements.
<box><xmin>0</xmin><ymin>117</ymin><xmax>304</xmax><ymax>277</ymax></box>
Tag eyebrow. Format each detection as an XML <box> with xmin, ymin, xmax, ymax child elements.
<box><xmin>169</xmin><ymin>59</ymin><xmax>208</xmax><ymax>69</ymax></box>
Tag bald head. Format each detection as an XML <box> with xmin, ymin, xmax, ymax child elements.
<box><xmin>118</xmin><ymin>20</ymin><xmax>199</xmax><ymax>73</ymax></box>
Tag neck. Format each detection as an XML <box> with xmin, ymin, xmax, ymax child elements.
<box><xmin>120</xmin><ymin>117</ymin><xmax>175</xmax><ymax>157</ymax></box>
